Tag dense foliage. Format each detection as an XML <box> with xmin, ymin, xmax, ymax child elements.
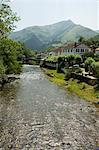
<box><xmin>84</xmin><ymin>35</ymin><xmax>99</xmax><ymax>50</ymax></box>
<box><xmin>0</xmin><ymin>38</ymin><xmax>24</xmax><ymax>74</ymax></box>
<box><xmin>0</xmin><ymin>0</ymin><xmax>19</xmax><ymax>36</ymax></box>
<box><xmin>0</xmin><ymin>0</ymin><xmax>22</xmax><ymax>78</ymax></box>
<box><xmin>0</xmin><ymin>60</ymin><xmax>6</xmax><ymax>80</ymax></box>
<box><xmin>85</xmin><ymin>57</ymin><xmax>95</xmax><ymax>72</ymax></box>
<box><xmin>0</xmin><ymin>0</ymin><xmax>34</xmax><ymax>82</ymax></box>
<box><xmin>91</xmin><ymin>62</ymin><xmax>99</xmax><ymax>78</ymax></box>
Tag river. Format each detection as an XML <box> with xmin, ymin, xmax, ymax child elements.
<box><xmin>0</xmin><ymin>65</ymin><xmax>98</xmax><ymax>150</ymax></box>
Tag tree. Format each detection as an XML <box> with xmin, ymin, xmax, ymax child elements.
<box><xmin>0</xmin><ymin>0</ymin><xmax>19</xmax><ymax>37</ymax></box>
<box><xmin>85</xmin><ymin>57</ymin><xmax>95</xmax><ymax>73</ymax></box>
<box><xmin>91</xmin><ymin>62</ymin><xmax>99</xmax><ymax>78</ymax></box>
<box><xmin>83</xmin><ymin>51</ymin><xmax>94</xmax><ymax>59</ymax></box>
<box><xmin>94</xmin><ymin>54</ymin><xmax>99</xmax><ymax>62</ymax></box>
<box><xmin>75</xmin><ymin>54</ymin><xmax>82</xmax><ymax>65</ymax></box>
<box><xmin>57</xmin><ymin>57</ymin><xmax>64</xmax><ymax>73</ymax></box>
<box><xmin>66</xmin><ymin>54</ymin><xmax>75</xmax><ymax>66</ymax></box>
<box><xmin>0</xmin><ymin>60</ymin><xmax>6</xmax><ymax>80</ymax></box>
<box><xmin>0</xmin><ymin>0</ymin><xmax>24</xmax><ymax>75</ymax></box>
<box><xmin>78</xmin><ymin>36</ymin><xmax>85</xmax><ymax>43</ymax></box>
<box><xmin>0</xmin><ymin>38</ymin><xmax>23</xmax><ymax>74</ymax></box>
<box><xmin>84</xmin><ymin>35</ymin><xmax>99</xmax><ymax>52</ymax></box>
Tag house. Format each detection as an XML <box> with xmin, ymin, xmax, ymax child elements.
<box><xmin>52</xmin><ymin>47</ymin><xmax>64</xmax><ymax>56</ymax></box>
<box><xmin>52</xmin><ymin>43</ymin><xmax>90</xmax><ymax>56</ymax></box>
<box><xmin>95</xmin><ymin>48</ymin><xmax>99</xmax><ymax>54</ymax></box>
<box><xmin>64</xmin><ymin>43</ymin><xmax>90</xmax><ymax>55</ymax></box>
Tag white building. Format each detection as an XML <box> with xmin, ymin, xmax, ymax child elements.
<box><xmin>64</xmin><ymin>43</ymin><xmax>90</xmax><ymax>55</ymax></box>
<box><xmin>52</xmin><ymin>43</ymin><xmax>90</xmax><ymax>56</ymax></box>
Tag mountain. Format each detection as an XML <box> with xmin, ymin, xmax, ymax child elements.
<box><xmin>10</xmin><ymin>20</ymin><xmax>98</xmax><ymax>50</ymax></box>
<box><xmin>96</xmin><ymin>30</ymin><xmax>99</xmax><ymax>33</ymax></box>
<box><xmin>88</xmin><ymin>34</ymin><xmax>99</xmax><ymax>42</ymax></box>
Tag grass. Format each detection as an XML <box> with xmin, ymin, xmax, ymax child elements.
<box><xmin>44</xmin><ymin>69</ymin><xmax>99</xmax><ymax>102</ymax></box>
<box><xmin>46</xmin><ymin>54</ymin><xmax>67</xmax><ymax>62</ymax></box>
<box><xmin>46</xmin><ymin>56</ymin><xmax>59</xmax><ymax>62</ymax></box>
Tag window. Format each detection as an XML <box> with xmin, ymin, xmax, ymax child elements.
<box><xmin>76</xmin><ymin>49</ymin><xmax>79</xmax><ymax>52</ymax></box>
<box><xmin>85</xmin><ymin>49</ymin><xmax>87</xmax><ymax>52</ymax></box>
<box><xmin>81</xmin><ymin>49</ymin><xmax>84</xmax><ymax>52</ymax></box>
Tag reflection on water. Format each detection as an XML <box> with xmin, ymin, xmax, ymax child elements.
<box><xmin>0</xmin><ymin>65</ymin><xmax>98</xmax><ymax>149</ymax></box>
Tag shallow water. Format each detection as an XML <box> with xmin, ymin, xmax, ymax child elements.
<box><xmin>0</xmin><ymin>65</ymin><xmax>98</xmax><ymax>150</ymax></box>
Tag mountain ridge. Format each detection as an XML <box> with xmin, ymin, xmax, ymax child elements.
<box><xmin>10</xmin><ymin>20</ymin><xmax>98</xmax><ymax>50</ymax></box>
<box><xmin>96</xmin><ymin>30</ymin><xmax>99</xmax><ymax>33</ymax></box>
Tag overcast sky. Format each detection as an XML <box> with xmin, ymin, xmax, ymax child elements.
<box><xmin>10</xmin><ymin>0</ymin><xmax>98</xmax><ymax>31</ymax></box>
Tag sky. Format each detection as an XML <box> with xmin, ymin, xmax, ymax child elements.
<box><xmin>9</xmin><ymin>0</ymin><xmax>99</xmax><ymax>31</ymax></box>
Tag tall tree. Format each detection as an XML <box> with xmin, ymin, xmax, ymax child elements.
<box><xmin>78</xmin><ymin>36</ymin><xmax>84</xmax><ymax>43</ymax></box>
<box><xmin>0</xmin><ymin>0</ymin><xmax>23</xmax><ymax>75</ymax></box>
<box><xmin>0</xmin><ymin>0</ymin><xmax>19</xmax><ymax>37</ymax></box>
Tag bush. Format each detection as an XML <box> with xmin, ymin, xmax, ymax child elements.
<box><xmin>0</xmin><ymin>60</ymin><xmax>6</xmax><ymax>80</ymax></box>
<box><xmin>7</xmin><ymin>61</ymin><xmax>22</xmax><ymax>74</ymax></box>
<box><xmin>75</xmin><ymin>55</ymin><xmax>82</xmax><ymax>65</ymax></box>
<box><xmin>75</xmin><ymin>68</ymin><xmax>82</xmax><ymax>73</ymax></box>
<box><xmin>46</xmin><ymin>56</ymin><xmax>59</xmax><ymax>62</ymax></box>
<box><xmin>66</xmin><ymin>54</ymin><xmax>75</xmax><ymax>66</ymax></box>
<box><xmin>57</xmin><ymin>57</ymin><xmax>65</xmax><ymax>73</ymax></box>
<box><xmin>94</xmin><ymin>54</ymin><xmax>99</xmax><ymax>62</ymax></box>
<box><xmin>81</xmin><ymin>83</ymin><xmax>86</xmax><ymax>89</ymax></box>
<box><xmin>85</xmin><ymin>57</ymin><xmax>95</xmax><ymax>72</ymax></box>
<box><xmin>0</xmin><ymin>38</ymin><xmax>23</xmax><ymax>74</ymax></box>
<box><xmin>91</xmin><ymin>62</ymin><xmax>99</xmax><ymax>78</ymax></box>
<box><xmin>65</xmin><ymin>69</ymin><xmax>72</xmax><ymax>80</ymax></box>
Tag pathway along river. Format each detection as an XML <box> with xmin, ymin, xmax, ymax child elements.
<box><xmin>0</xmin><ymin>65</ymin><xmax>98</xmax><ymax>150</ymax></box>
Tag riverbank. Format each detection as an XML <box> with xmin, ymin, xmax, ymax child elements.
<box><xmin>0</xmin><ymin>65</ymin><xmax>98</xmax><ymax>149</ymax></box>
<box><xmin>43</xmin><ymin>68</ymin><xmax>99</xmax><ymax>103</ymax></box>
<box><xmin>0</xmin><ymin>75</ymin><xmax>20</xmax><ymax>90</ymax></box>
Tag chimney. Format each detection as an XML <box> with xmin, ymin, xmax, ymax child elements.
<box><xmin>74</xmin><ymin>42</ymin><xmax>77</xmax><ymax>48</ymax></box>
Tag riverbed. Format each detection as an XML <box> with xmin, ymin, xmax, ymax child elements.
<box><xmin>0</xmin><ymin>65</ymin><xmax>98</xmax><ymax>150</ymax></box>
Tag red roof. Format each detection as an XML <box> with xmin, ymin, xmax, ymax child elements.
<box><xmin>52</xmin><ymin>43</ymin><xmax>89</xmax><ymax>53</ymax></box>
<box><xmin>64</xmin><ymin>43</ymin><xmax>89</xmax><ymax>49</ymax></box>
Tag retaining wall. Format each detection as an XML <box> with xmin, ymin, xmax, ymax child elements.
<box><xmin>71</xmin><ymin>73</ymin><xmax>97</xmax><ymax>86</ymax></box>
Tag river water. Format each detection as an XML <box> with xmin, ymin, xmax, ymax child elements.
<box><xmin>0</xmin><ymin>65</ymin><xmax>98</xmax><ymax>150</ymax></box>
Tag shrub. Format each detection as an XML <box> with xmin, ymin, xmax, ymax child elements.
<box><xmin>91</xmin><ymin>62</ymin><xmax>99</xmax><ymax>78</ymax></box>
<box><xmin>57</xmin><ymin>57</ymin><xmax>65</xmax><ymax>73</ymax></box>
<box><xmin>75</xmin><ymin>54</ymin><xmax>82</xmax><ymax>65</ymax></box>
<box><xmin>94</xmin><ymin>54</ymin><xmax>99</xmax><ymax>62</ymax></box>
<box><xmin>85</xmin><ymin>57</ymin><xmax>95</xmax><ymax>72</ymax></box>
<box><xmin>75</xmin><ymin>68</ymin><xmax>82</xmax><ymax>73</ymax></box>
<box><xmin>65</xmin><ymin>69</ymin><xmax>72</xmax><ymax>80</ymax></box>
<box><xmin>66</xmin><ymin>54</ymin><xmax>75</xmax><ymax>66</ymax></box>
<box><xmin>0</xmin><ymin>60</ymin><xmax>6</xmax><ymax>80</ymax></box>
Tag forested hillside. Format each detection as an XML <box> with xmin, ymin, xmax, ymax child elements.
<box><xmin>10</xmin><ymin>20</ymin><xmax>98</xmax><ymax>50</ymax></box>
<box><xmin>0</xmin><ymin>0</ymin><xmax>33</xmax><ymax>82</ymax></box>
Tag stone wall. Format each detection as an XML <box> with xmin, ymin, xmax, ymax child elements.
<box><xmin>71</xmin><ymin>73</ymin><xmax>97</xmax><ymax>86</ymax></box>
<box><xmin>41</xmin><ymin>61</ymin><xmax>58</xmax><ymax>69</ymax></box>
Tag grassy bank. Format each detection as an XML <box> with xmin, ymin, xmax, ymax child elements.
<box><xmin>43</xmin><ymin>68</ymin><xmax>99</xmax><ymax>102</ymax></box>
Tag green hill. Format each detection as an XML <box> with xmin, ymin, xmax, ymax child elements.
<box><xmin>96</xmin><ymin>30</ymin><xmax>99</xmax><ymax>33</ymax></box>
<box><xmin>10</xmin><ymin>20</ymin><xmax>98</xmax><ymax>50</ymax></box>
<box><xmin>57</xmin><ymin>25</ymin><xmax>98</xmax><ymax>43</ymax></box>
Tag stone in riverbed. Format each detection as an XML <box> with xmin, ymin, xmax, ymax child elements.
<box><xmin>48</xmin><ymin>140</ymin><xmax>60</xmax><ymax>147</ymax></box>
